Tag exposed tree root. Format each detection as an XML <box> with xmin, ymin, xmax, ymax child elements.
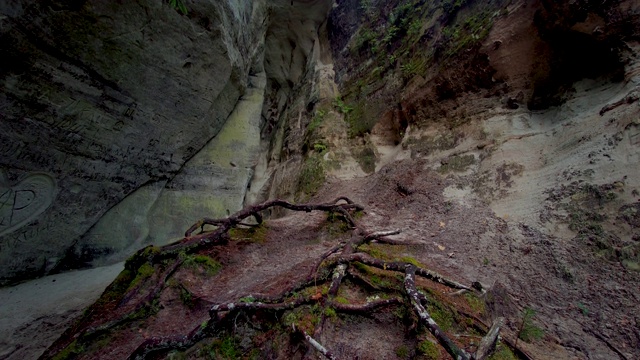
<box><xmin>404</xmin><ymin>263</ymin><xmax>473</xmax><ymax>360</ymax></box>
<box><xmin>43</xmin><ymin>197</ymin><xmax>510</xmax><ymax>360</ymax></box>
<box><xmin>293</xmin><ymin>324</ymin><xmax>337</xmax><ymax>360</ymax></box>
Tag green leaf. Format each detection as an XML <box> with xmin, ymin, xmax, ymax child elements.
<box><xmin>178</xmin><ymin>1</ymin><xmax>188</xmax><ymax>15</ymax></box>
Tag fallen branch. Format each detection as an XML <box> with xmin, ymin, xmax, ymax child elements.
<box><xmin>363</xmin><ymin>229</ymin><xmax>401</xmax><ymax>242</ymax></box>
<box><xmin>339</xmin><ymin>253</ymin><xmax>473</xmax><ymax>291</ymax></box>
<box><xmin>404</xmin><ymin>264</ymin><xmax>472</xmax><ymax>360</ymax></box>
<box><xmin>329</xmin><ymin>298</ymin><xmax>401</xmax><ymax>314</ymax></box>
<box><xmin>475</xmin><ymin>317</ymin><xmax>504</xmax><ymax>360</ymax></box>
<box><xmin>293</xmin><ymin>324</ymin><xmax>337</xmax><ymax>360</ymax></box>
<box><xmin>185</xmin><ymin>197</ymin><xmax>363</xmax><ymax>238</ymax></box>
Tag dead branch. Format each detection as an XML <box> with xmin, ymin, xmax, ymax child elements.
<box><xmin>363</xmin><ymin>229</ymin><xmax>401</xmax><ymax>242</ymax></box>
<box><xmin>128</xmin><ymin>320</ymin><xmax>210</xmax><ymax>360</ymax></box>
<box><xmin>404</xmin><ymin>264</ymin><xmax>473</xmax><ymax>360</ymax></box>
<box><xmin>599</xmin><ymin>90</ymin><xmax>638</xmax><ymax>116</ymax></box>
<box><xmin>184</xmin><ymin>197</ymin><xmax>363</xmax><ymax>238</ymax></box>
<box><xmin>209</xmin><ymin>296</ymin><xmax>315</xmax><ymax>316</ymax></box>
<box><xmin>293</xmin><ymin>324</ymin><xmax>337</xmax><ymax>360</ymax></box>
<box><xmin>345</xmin><ymin>268</ymin><xmax>381</xmax><ymax>291</ymax></box>
<box><xmin>308</xmin><ymin>242</ymin><xmax>347</xmax><ymax>279</ymax></box>
<box><xmin>339</xmin><ymin>253</ymin><xmax>473</xmax><ymax>291</ymax></box>
<box><xmin>456</xmin><ymin>310</ymin><xmax>534</xmax><ymax>360</ymax></box>
<box><xmin>329</xmin><ymin>298</ymin><xmax>401</xmax><ymax>314</ymax></box>
<box><xmin>475</xmin><ymin>317</ymin><xmax>504</xmax><ymax>360</ymax></box>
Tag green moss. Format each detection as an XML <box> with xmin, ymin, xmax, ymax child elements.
<box><xmin>307</xmin><ymin>109</ymin><xmax>327</xmax><ymax>137</ymax></box>
<box><xmin>166</xmin><ymin>350</ymin><xmax>187</xmax><ymax>360</ymax></box>
<box><xmin>179</xmin><ymin>285</ymin><xmax>194</xmax><ymax>308</ymax></box>
<box><xmin>202</xmin><ymin>336</ymin><xmax>240</xmax><ymax>360</ymax></box>
<box><xmin>127</xmin><ymin>298</ymin><xmax>160</xmax><ymax>320</ymax></box>
<box><xmin>404</xmin><ymin>132</ymin><xmax>462</xmax><ymax>156</ymax></box>
<box><xmin>417</xmin><ymin>340</ymin><xmax>440</xmax><ymax>359</ymax></box>
<box><xmin>128</xmin><ymin>262</ymin><xmax>155</xmax><ymax>289</ymax></box>
<box><xmin>487</xmin><ymin>342</ymin><xmax>517</xmax><ymax>360</ymax></box>
<box><xmin>440</xmin><ymin>9</ymin><xmax>494</xmax><ymax>58</ymax></box>
<box><xmin>358</xmin><ymin>244</ymin><xmax>390</xmax><ymax>260</ymax></box>
<box><xmin>239</xmin><ymin>296</ymin><xmax>255</xmax><ymax>303</ymax></box>
<box><xmin>324</xmin><ymin>307</ymin><xmax>337</xmax><ymax>318</ymax></box>
<box><xmin>123</xmin><ymin>245</ymin><xmax>160</xmax><ymax>272</ymax></box>
<box><xmin>622</xmin><ymin>259</ymin><xmax>640</xmax><ymax>271</ymax></box>
<box><xmin>333</xmin><ymin>97</ymin><xmax>354</xmax><ymax>114</ymax></box>
<box><xmin>51</xmin><ymin>340</ymin><xmax>84</xmax><ymax>360</ymax></box>
<box><xmin>400</xmin><ymin>256</ymin><xmax>421</xmax><ymax>267</ymax></box>
<box><xmin>283</xmin><ymin>305</ymin><xmax>322</xmax><ymax>333</ymax></box>
<box><xmin>353</xmin><ymin>26</ymin><xmax>378</xmax><ymax>54</ymax></box>
<box><xmin>229</xmin><ymin>224</ymin><xmax>269</xmax><ymax>243</ymax></box>
<box><xmin>326</xmin><ymin>211</ymin><xmax>351</xmax><ymax>235</ymax></box>
<box><xmin>168</xmin><ymin>0</ymin><xmax>188</xmax><ymax>15</ymax></box>
<box><xmin>400</xmin><ymin>57</ymin><xmax>428</xmax><ymax>78</ymax></box>
<box><xmin>297</xmin><ymin>153</ymin><xmax>326</xmax><ymax>199</ymax></box>
<box><xmin>334</xmin><ymin>296</ymin><xmax>350</xmax><ymax>304</ymax></box>
<box><xmin>93</xmin><ymin>268</ymin><xmax>134</xmax><ymax>309</ymax></box>
<box><xmin>463</xmin><ymin>292</ymin><xmax>485</xmax><ymax>313</ymax></box>
<box><xmin>428</xmin><ymin>300</ymin><xmax>456</xmax><ymax>331</ymax></box>
<box><xmin>345</xmin><ymin>100</ymin><xmax>378</xmax><ymax>137</ymax></box>
<box><xmin>577</xmin><ymin>302</ymin><xmax>589</xmax><ymax>316</ymax></box>
<box><xmin>395</xmin><ymin>344</ymin><xmax>409</xmax><ymax>358</ymax></box>
<box><xmin>182</xmin><ymin>254</ymin><xmax>221</xmax><ymax>276</ymax></box>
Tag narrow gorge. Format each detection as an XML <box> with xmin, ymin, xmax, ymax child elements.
<box><xmin>0</xmin><ymin>0</ymin><xmax>639</xmax><ymax>359</ymax></box>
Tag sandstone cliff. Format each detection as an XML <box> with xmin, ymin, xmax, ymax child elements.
<box><xmin>1</xmin><ymin>0</ymin><xmax>640</xmax><ymax>359</ymax></box>
<box><xmin>0</xmin><ymin>0</ymin><xmax>334</xmax><ymax>283</ymax></box>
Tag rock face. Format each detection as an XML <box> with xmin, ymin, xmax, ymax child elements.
<box><xmin>0</xmin><ymin>0</ymin><xmax>269</xmax><ymax>283</ymax></box>
<box><xmin>0</xmin><ymin>0</ymin><xmax>335</xmax><ymax>283</ymax></box>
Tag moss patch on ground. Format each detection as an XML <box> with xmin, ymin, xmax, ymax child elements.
<box><xmin>439</xmin><ymin>154</ymin><xmax>476</xmax><ymax>173</ymax></box>
<box><xmin>229</xmin><ymin>224</ymin><xmax>269</xmax><ymax>244</ymax></box>
<box><xmin>182</xmin><ymin>253</ymin><xmax>222</xmax><ymax>276</ymax></box>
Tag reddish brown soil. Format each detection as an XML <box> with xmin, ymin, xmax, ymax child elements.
<box><xmin>49</xmin><ymin>158</ymin><xmax>639</xmax><ymax>360</ymax></box>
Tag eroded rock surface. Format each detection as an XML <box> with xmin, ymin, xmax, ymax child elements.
<box><xmin>0</xmin><ymin>0</ymin><xmax>271</xmax><ymax>282</ymax></box>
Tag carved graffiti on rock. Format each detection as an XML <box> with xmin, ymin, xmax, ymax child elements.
<box><xmin>0</xmin><ymin>173</ymin><xmax>56</xmax><ymax>237</ymax></box>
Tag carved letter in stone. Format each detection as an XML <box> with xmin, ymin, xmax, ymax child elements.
<box><xmin>0</xmin><ymin>172</ymin><xmax>56</xmax><ymax>237</ymax></box>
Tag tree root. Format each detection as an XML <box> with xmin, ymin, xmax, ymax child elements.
<box><xmin>293</xmin><ymin>324</ymin><xmax>337</xmax><ymax>360</ymax></box>
<box><xmin>44</xmin><ymin>197</ymin><xmax>508</xmax><ymax>360</ymax></box>
<box><xmin>127</xmin><ymin>251</ymin><xmax>499</xmax><ymax>359</ymax></box>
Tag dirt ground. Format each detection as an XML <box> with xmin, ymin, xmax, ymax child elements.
<box><xmin>26</xmin><ymin>151</ymin><xmax>638</xmax><ymax>359</ymax></box>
